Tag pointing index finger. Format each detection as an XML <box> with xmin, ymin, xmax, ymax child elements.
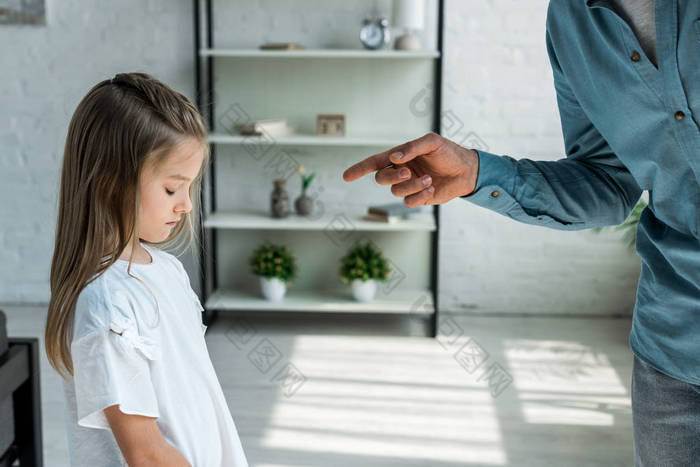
<box><xmin>342</xmin><ymin>133</ymin><xmax>442</xmax><ymax>182</ymax></box>
<box><xmin>342</xmin><ymin>151</ymin><xmax>393</xmax><ymax>182</ymax></box>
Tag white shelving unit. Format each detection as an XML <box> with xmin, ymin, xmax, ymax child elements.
<box><xmin>194</xmin><ymin>1</ymin><xmax>443</xmax><ymax>335</ymax></box>
<box><xmin>203</xmin><ymin>210</ymin><xmax>436</xmax><ymax>232</ymax></box>
<box><xmin>199</xmin><ymin>48</ymin><xmax>440</xmax><ymax>59</ymax></box>
<box><xmin>207</xmin><ymin>133</ymin><xmax>419</xmax><ymax>147</ymax></box>
<box><xmin>207</xmin><ymin>288</ymin><xmax>434</xmax><ymax>314</ymax></box>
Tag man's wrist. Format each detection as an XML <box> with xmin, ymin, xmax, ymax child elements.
<box><xmin>460</xmin><ymin>150</ymin><xmax>519</xmax><ymax>205</ymax></box>
<box><xmin>461</xmin><ymin>148</ymin><xmax>480</xmax><ymax>197</ymax></box>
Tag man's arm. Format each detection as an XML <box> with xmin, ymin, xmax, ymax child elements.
<box><xmin>462</xmin><ymin>26</ymin><xmax>643</xmax><ymax>230</ymax></box>
<box><xmin>342</xmin><ymin>10</ymin><xmax>642</xmax><ymax>220</ymax></box>
<box><xmin>104</xmin><ymin>404</ymin><xmax>191</xmax><ymax>466</ymax></box>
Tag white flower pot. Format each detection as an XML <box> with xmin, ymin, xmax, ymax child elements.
<box><xmin>351</xmin><ymin>279</ymin><xmax>377</xmax><ymax>303</ymax></box>
<box><xmin>260</xmin><ymin>277</ymin><xmax>286</xmax><ymax>301</ymax></box>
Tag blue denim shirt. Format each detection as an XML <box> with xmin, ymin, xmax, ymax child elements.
<box><xmin>462</xmin><ymin>0</ymin><xmax>700</xmax><ymax>385</ymax></box>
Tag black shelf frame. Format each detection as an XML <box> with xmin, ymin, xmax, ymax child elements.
<box><xmin>193</xmin><ymin>0</ymin><xmax>444</xmax><ymax>337</ymax></box>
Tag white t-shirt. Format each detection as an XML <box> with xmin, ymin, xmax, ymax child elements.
<box><xmin>61</xmin><ymin>242</ymin><xmax>248</xmax><ymax>466</ymax></box>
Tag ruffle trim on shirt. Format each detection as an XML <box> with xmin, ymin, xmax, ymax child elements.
<box><xmin>169</xmin><ymin>255</ymin><xmax>207</xmax><ymax>335</ymax></box>
<box><xmin>188</xmin><ymin>287</ymin><xmax>205</xmax><ymax>313</ymax></box>
<box><xmin>72</xmin><ymin>314</ymin><xmax>161</xmax><ymax>431</ymax></box>
<box><xmin>185</xmin><ymin>283</ymin><xmax>207</xmax><ymax>335</ymax></box>
<box><xmin>109</xmin><ymin>316</ymin><xmax>161</xmax><ymax>361</ymax></box>
<box><xmin>193</xmin><ymin>296</ymin><xmax>207</xmax><ymax>335</ymax></box>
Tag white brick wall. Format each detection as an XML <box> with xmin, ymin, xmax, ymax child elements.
<box><xmin>440</xmin><ymin>0</ymin><xmax>641</xmax><ymax>315</ymax></box>
<box><xmin>0</xmin><ymin>0</ymin><xmax>196</xmax><ymax>303</ymax></box>
<box><xmin>0</xmin><ymin>0</ymin><xmax>640</xmax><ymax>315</ymax></box>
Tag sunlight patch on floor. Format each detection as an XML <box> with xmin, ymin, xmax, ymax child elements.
<box><xmin>255</xmin><ymin>334</ymin><xmax>509</xmax><ymax>465</ymax></box>
<box><xmin>504</xmin><ymin>339</ymin><xmax>630</xmax><ymax>426</ymax></box>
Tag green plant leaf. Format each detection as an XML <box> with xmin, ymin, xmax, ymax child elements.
<box><xmin>338</xmin><ymin>241</ymin><xmax>392</xmax><ymax>282</ymax></box>
<box><xmin>249</xmin><ymin>242</ymin><xmax>298</xmax><ymax>282</ymax></box>
<box><xmin>302</xmin><ymin>172</ymin><xmax>316</xmax><ymax>191</ymax></box>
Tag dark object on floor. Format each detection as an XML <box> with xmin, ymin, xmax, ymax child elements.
<box><xmin>0</xmin><ymin>310</ymin><xmax>43</xmax><ymax>466</ymax></box>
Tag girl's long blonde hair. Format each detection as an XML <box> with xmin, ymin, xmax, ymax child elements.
<box><xmin>46</xmin><ymin>72</ymin><xmax>209</xmax><ymax>380</ymax></box>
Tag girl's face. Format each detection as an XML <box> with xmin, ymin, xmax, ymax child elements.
<box><xmin>138</xmin><ymin>137</ymin><xmax>205</xmax><ymax>242</ymax></box>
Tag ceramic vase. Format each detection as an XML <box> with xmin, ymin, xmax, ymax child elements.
<box><xmin>271</xmin><ymin>179</ymin><xmax>290</xmax><ymax>218</ymax></box>
<box><xmin>295</xmin><ymin>189</ymin><xmax>313</xmax><ymax>216</ymax></box>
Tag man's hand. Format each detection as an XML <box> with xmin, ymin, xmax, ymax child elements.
<box><xmin>342</xmin><ymin>133</ymin><xmax>480</xmax><ymax>207</ymax></box>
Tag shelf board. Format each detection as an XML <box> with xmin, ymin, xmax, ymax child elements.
<box><xmin>204</xmin><ymin>287</ymin><xmax>434</xmax><ymax>314</ymax></box>
<box><xmin>204</xmin><ymin>210</ymin><xmax>436</xmax><ymax>232</ymax></box>
<box><xmin>200</xmin><ymin>48</ymin><xmax>440</xmax><ymax>59</ymax></box>
<box><xmin>207</xmin><ymin>133</ymin><xmax>412</xmax><ymax>148</ymax></box>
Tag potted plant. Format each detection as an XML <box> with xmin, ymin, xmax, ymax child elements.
<box><xmin>295</xmin><ymin>164</ymin><xmax>316</xmax><ymax>216</ymax></box>
<box><xmin>250</xmin><ymin>243</ymin><xmax>297</xmax><ymax>301</ymax></box>
<box><xmin>339</xmin><ymin>241</ymin><xmax>392</xmax><ymax>302</ymax></box>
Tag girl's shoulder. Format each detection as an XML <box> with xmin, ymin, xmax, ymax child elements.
<box><xmin>72</xmin><ymin>247</ymin><xmax>193</xmax><ymax>342</ymax></box>
<box><xmin>107</xmin><ymin>244</ymin><xmax>187</xmax><ymax>288</ymax></box>
<box><xmin>142</xmin><ymin>243</ymin><xmax>188</xmax><ymax>280</ymax></box>
<box><xmin>73</xmin><ymin>272</ymin><xmax>138</xmax><ymax>342</ymax></box>
<box><xmin>143</xmin><ymin>245</ymin><xmax>202</xmax><ymax>312</ymax></box>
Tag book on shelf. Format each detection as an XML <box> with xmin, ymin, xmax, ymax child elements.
<box><xmin>233</xmin><ymin>119</ymin><xmax>294</xmax><ymax>138</ymax></box>
<box><xmin>368</xmin><ymin>202</ymin><xmax>419</xmax><ymax>218</ymax></box>
<box><xmin>260</xmin><ymin>42</ymin><xmax>305</xmax><ymax>51</ymax></box>
<box><xmin>362</xmin><ymin>213</ymin><xmax>406</xmax><ymax>224</ymax></box>
<box><xmin>363</xmin><ymin>203</ymin><xmax>430</xmax><ymax>223</ymax></box>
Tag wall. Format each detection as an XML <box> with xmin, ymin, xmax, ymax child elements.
<box><xmin>0</xmin><ymin>0</ymin><xmax>640</xmax><ymax>316</ymax></box>
<box><xmin>0</xmin><ymin>0</ymin><xmax>197</xmax><ymax>302</ymax></box>
<box><xmin>439</xmin><ymin>0</ymin><xmax>641</xmax><ymax>314</ymax></box>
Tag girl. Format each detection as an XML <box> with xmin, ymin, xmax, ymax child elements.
<box><xmin>45</xmin><ymin>72</ymin><xmax>249</xmax><ymax>466</ymax></box>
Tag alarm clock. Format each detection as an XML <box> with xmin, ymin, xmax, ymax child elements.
<box><xmin>360</xmin><ymin>17</ymin><xmax>390</xmax><ymax>50</ymax></box>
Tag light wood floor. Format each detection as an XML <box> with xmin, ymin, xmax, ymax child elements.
<box><xmin>3</xmin><ymin>305</ymin><xmax>635</xmax><ymax>466</ymax></box>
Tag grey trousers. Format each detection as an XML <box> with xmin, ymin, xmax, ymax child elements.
<box><xmin>632</xmin><ymin>354</ymin><xmax>700</xmax><ymax>466</ymax></box>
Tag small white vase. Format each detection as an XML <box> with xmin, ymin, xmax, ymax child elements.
<box><xmin>351</xmin><ymin>279</ymin><xmax>377</xmax><ymax>303</ymax></box>
<box><xmin>260</xmin><ymin>277</ymin><xmax>286</xmax><ymax>301</ymax></box>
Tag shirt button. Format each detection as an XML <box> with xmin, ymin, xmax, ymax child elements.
<box><xmin>490</xmin><ymin>190</ymin><xmax>500</xmax><ymax>198</ymax></box>
<box><xmin>674</xmin><ymin>111</ymin><xmax>685</xmax><ymax>121</ymax></box>
<box><xmin>630</xmin><ymin>51</ymin><xmax>641</xmax><ymax>62</ymax></box>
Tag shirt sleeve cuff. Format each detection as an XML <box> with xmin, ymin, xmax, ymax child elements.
<box><xmin>460</xmin><ymin>149</ymin><xmax>518</xmax><ymax>213</ymax></box>
<box><xmin>73</xmin><ymin>324</ymin><xmax>161</xmax><ymax>431</ymax></box>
